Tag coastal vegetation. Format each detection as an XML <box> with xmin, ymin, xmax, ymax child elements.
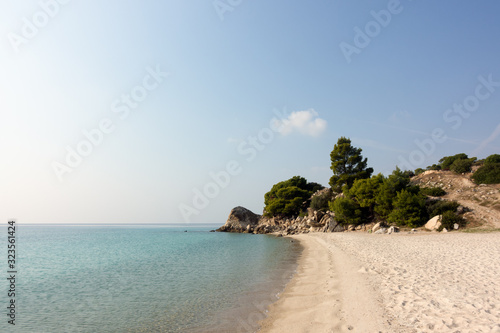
<box><xmin>263</xmin><ymin>176</ymin><xmax>323</xmax><ymax>218</ymax></box>
<box><xmin>262</xmin><ymin>137</ymin><xmax>500</xmax><ymax>228</ymax></box>
<box><xmin>426</xmin><ymin>200</ymin><xmax>460</xmax><ymax>218</ymax></box>
<box><xmin>422</xmin><ymin>152</ymin><xmax>500</xmax><ymax>185</ymax></box>
<box><xmin>471</xmin><ymin>154</ymin><xmax>500</xmax><ymax>184</ymax></box>
<box><xmin>419</xmin><ymin>187</ymin><xmax>446</xmax><ymax>197</ymax></box>
<box><xmin>309</xmin><ymin>189</ymin><xmax>332</xmax><ymax>212</ymax></box>
<box><xmin>472</xmin><ymin>163</ymin><xmax>500</xmax><ymax>184</ymax></box>
<box><xmin>439</xmin><ymin>210</ymin><xmax>467</xmax><ymax>231</ymax></box>
<box><xmin>329</xmin><ymin>137</ymin><xmax>373</xmax><ymax>192</ymax></box>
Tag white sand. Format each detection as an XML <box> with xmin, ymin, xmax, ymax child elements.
<box><xmin>259</xmin><ymin>232</ymin><xmax>500</xmax><ymax>333</ymax></box>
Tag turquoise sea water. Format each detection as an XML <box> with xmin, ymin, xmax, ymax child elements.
<box><xmin>1</xmin><ymin>225</ymin><xmax>301</xmax><ymax>333</ymax></box>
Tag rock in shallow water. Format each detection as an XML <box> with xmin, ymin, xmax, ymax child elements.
<box><xmin>216</xmin><ymin>206</ymin><xmax>261</xmax><ymax>233</ymax></box>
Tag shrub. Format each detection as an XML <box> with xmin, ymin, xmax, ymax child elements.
<box><xmin>450</xmin><ymin>158</ymin><xmax>475</xmax><ymax>174</ymax></box>
<box><xmin>427</xmin><ymin>164</ymin><xmax>442</xmax><ymax>171</ymax></box>
<box><xmin>420</xmin><ymin>187</ymin><xmax>446</xmax><ymax>197</ymax></box>
<box><xmin>406</xmin><ymin>185</ymin><xmax>421</xmax><ymax>195</ymax></box>
<box><xmin>310</xmin><ymin>190</ymin><xmax>331</xmax><ymax>212</ymax></box>
<box><xmin>439</xmin><ymin>211</ymin><xmax>466</xmax><ymax>231</ymax></box>
<box><xmin>414</xmin><ymin>168</ymin><xmax>425</xmax><ymax>175</ymax></box>
<box><xmin>473</xmin><ymin>159</ymin><xmax>485</xmax><ymax>166</ymax></box>
<box><xmin>440</xmin><ymin>153</ymin><xmax>468</xmax><ymax>170</ymax></box>
<box><xmin>472</xmin><ymin>163</ymin><xmax>500</xmax><ymax>184</ymax></box>
<box><xmin>387</xmin><ymin>190</ymin><xmax>428</xmax><ymax>228</ymax></box>
<box><xmin>404</xmin><ymin>170</ymin><xmax>415</xmax><ymax>178</ymax></box>
<box><xmin>347</xmin><ymin>174</ymin><xmax>384</xmax><ymax>208</ymax></box>
<box><xmin>426</xmin><ymin>200</ymin><xmax>460</xmax><ymax>217</ymax></box>
<box><xmin>307</xmin><ymin>182</ymin><xmax>326</xmax><ymax>193</ymax></box>
<box><xmin>485</xmin><ymin>154</ymin><xmax>500</xmax><ymax>165</ymax></box>
<box><xmin>330</xmin><ymin>197</ymin><xmax>363</xmax><ymax>225</ymax></box>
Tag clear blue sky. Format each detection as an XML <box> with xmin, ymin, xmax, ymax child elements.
<box><xmin>1</xmin><ymin>0</ymin><xmax>499</xmax><ymax>224</ymax></box>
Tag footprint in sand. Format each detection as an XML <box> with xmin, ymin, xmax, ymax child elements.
<box><xmin>357</xmin><ymin>266</ymin><xmax>376</xmax><ymax>274</ymax></box>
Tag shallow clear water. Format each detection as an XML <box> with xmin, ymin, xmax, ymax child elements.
<box><xmin>1</xmin><ymin>225</ymin><xmax>301</xmax><ymax>333</ymax></box>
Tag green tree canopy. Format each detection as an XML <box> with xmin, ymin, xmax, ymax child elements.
<box><xmin>414</xmin><ymin>168</ymin><xmax>425</xmax><ymax>175</ymax></box>
<box><xmin>329</xmin><ymin>137</ymin><xmax>373</xmax><ymax>192</ymax></box>
<box><xmin>485</xmin><ymin>154</ymin><xmax>500</xmax><ymax>165</ymax></box>
<box><xmin>345</xmin><ymin>174</ymin><xmax>384</xmax><ymax>219</ymax></box>
<box><xmin>387</xmin><ymin>190</ymin><xmax>428</xmax><ymax>228</ymax></box>
<box><xmin>264</xmin><ymin>176</ymin><xmax>324</xmax><ymax>217</ymax></box>
<box><xmin>329</xmin><ymin>196</ymin><xmax>363</xmax><ymax>225</ymax></box>
<box><xmin>310</xmin><ymin>190</ymin><xmax>332</xmax><ymax>212</ymax></box>
<box><xmin>374</xmin><ymin>167</ymin><xmax>411</xmax><ymax>219</ymax></box>
<box><xmin>450</xmin><ymin>157</ymin><xmax>476</xmax><ymax>173</ymax></box>
<box><xmin>472</xmin><ymin>163</ymin><xmax>500</xmax><ymax>184</ymax></box>
<box><xmin>439</xmin><ymin>153</ymin><xmax>469</xmax><ymax>170</ymax></box>
<box><xmin>426</xmin><ymin>164</ymin><xmax>441</xmax><ymax>171</ymax></box>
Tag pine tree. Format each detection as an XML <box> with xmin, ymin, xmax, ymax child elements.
<box><xmin>329</xmin><ymin>137</ymin><xmax>373</xmax><ymax>192</ymax></box>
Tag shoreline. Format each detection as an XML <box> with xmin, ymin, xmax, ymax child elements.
<box><xmin>258</xmin><ymin>233</ymin><xmax>391</xmax><ymax>333</ymax></box>
<box><xmin>258</xmin><ymin>232</ymin><xmax>500</xmax><ymax>333</ymax></box>
<box><xmin>194</xmin><ymin>233</ymin><xmax>303</xmax><ymax>333</ymax></box>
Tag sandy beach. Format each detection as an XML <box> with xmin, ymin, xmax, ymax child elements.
<box><xmin>259</xmin><ymin>232</ymin><xmax>500</xmax><ymax>333</ymax></box>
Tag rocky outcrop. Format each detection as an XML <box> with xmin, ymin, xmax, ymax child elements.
<box><xmin>216</xmin><ymin>206</ymin><xmax>261</xmax><ymax>233</ymax></box>
<box><xmin>322</xmin><ymin>213</ymin><xmax>344</xmax><ymax>232</ymax></box>
<box><xmin>216</xmin><ymin>206</ymin><xmax>345</xmax><ymax>235</ymax></box>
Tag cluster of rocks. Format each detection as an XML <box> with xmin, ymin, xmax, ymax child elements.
<box><xmin>216</xmin><ymin>206</ymin><xmax>345</xmax><ymax>235</ymax></box>
<box><xmin>217</xmin><ymin>207</ymin><xmax>408</xmax><ymax>236</ymax></box>
<box><xmin>216</xmin><ymin>205</ymin><xmax>468</xmax><ymax>236</ymax></box>
<box><xmin>370</xmin><ymin>222</ymin><xmax>400</xmax><ymax>234</ymax></box>
<box><xmin>424</xmin><ymin>215</ymin><xmax>461</xmax><ymax>232</ymax></box>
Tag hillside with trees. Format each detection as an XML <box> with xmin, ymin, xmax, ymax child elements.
<box><xmin>218</xmin><ymin>137</ymin><xmax>499</xmax><ymax>234</ymax></box>
<box><xmin>261</xmin><ymin>137</ymin><xmax>500</xmax><ymax>230</ymax></box>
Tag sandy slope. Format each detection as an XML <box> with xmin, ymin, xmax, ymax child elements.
<box><xmin>411</xmin><ymin>170</ymin><xmax>500</xmax><ymax>229</ymax></box>
<box><xmin>259</xmin><ymin>232</ymin><xmax>500</xmax><ymax>333</ymax></box>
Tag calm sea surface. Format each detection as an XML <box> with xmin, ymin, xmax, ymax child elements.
<box><xmin>1</xmin><ymin>224</ymin><xmax>301</xmax><ymax>333</ymax></box>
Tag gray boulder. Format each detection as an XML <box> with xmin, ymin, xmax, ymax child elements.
<box><xmin>374</xmin><ymin>228</ymin><xmax>388</xmax><ymax>234</ymax></box>
<box><xmin>322</xmin><ymin>214</ymin><xmax>344</xmax><ymax>232</ymax></box>
<box><xmin>387</xmin><ymin>226</ymin><xmax>399</xmax><ymax>234</ymax></box>
<box><xmin>216</xmin><ymin>206</ymin><xmax>261</xmax><ymax>232</ymax></box>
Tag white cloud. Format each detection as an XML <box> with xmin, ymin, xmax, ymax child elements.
<box><xmin>273</xmin><ymin>109</ymin><xmax>327</xmax><ymax>137</ymax></box>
